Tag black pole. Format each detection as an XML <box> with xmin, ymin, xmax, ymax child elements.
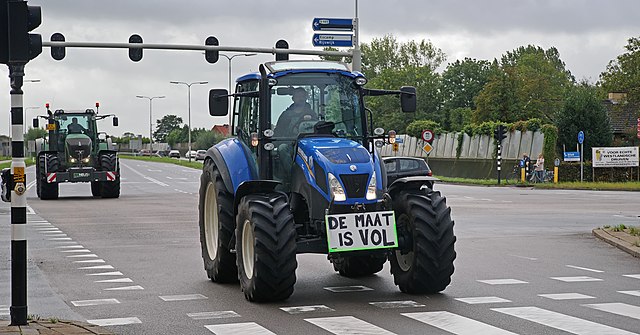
<box><xmin>497</xmin><ymin>143</ymin><xmax>502</xmax><ymax>185</ymax></box>
<box><xmin>9</xmin><ymin>63</ymin><xmax>28</xmax><ymax>326</ymax></box>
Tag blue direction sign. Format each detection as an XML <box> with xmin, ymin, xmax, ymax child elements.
<box><xmin>312</xmin><ymin>18</ymin><xmax>354</xmax><ymax>31</ymax></box>
<box><xmin>578</xmin><ymin>131</ymin><xmax>584</xmax><ymax>144</ymax></box>
<box><xmin>312</xmin><ymin>34</ymin><xmax>353</xmax><ymax>47</ymax></box>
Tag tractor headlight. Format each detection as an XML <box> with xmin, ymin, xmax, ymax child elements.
<box><xmin>327</xmin><ymin>173</ymin><xmax>346</xmax><ymax>202</ymax></box>
<box><xmin>69</xmin><ymin>157</ymin><xmax>77</xmax><ymax>163</ymax></box>
<box><xmin>366</xmin><ymin>173</ymin><xmax>377</xmax><ymax>200</ymax></box>
<box><xmin>82</xmin><ymin>158</ymin><xmax>90</xmax><ymax>163</ymax></box>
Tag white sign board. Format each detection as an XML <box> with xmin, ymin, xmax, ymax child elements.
<box><xmin>326</xmin><ymin>211</ymin><xmax>397</xmax><ymax>252</ymax></box>
<box><xmin>592</xmin><ymin>146</ymin><xmax>639</xmax><ymax>168</ymax></box>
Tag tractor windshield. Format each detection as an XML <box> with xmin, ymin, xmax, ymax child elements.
<box><xmin>58</xmin><ymin>114</ymin><xmax>92</xmax><ymax>135</ymax></box>
<box><xmin>271</xmin><ymin>73</ymin><xmax>363</xmax><ymax>140</ymax></box>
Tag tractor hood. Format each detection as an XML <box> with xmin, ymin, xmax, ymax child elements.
<box><xmin>296</xmin><ymin>137</ymin><xmax>381</xmax><ymax>202</ymax></box>
<box><xmin>65</xmin><ymin>134</ymin><xmax>92</xmax><ymax>159</ymax></box>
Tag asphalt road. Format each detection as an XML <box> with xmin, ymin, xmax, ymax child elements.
<box><xmin>2</xmin><ymin>158</ymin><xmax>639</xmax><ymax>334</ymax></box>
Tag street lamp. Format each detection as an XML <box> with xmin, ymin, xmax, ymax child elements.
<box><xmin>220</xmin><ymin>53</ymin><xmax>256</xmax><ymax>125</ymax></box>
<box><xmin>169</xmin><ymin>81</ymin><xmax>208</xmax><ymax>162</ymax></box>
<box><xmin>136</xmin><ymin>95</ymin><xmax>165</xmax><ymax>149</ymax></box>
<box><xmin>23</xmin><ymin>107</ymin><xmax>40</xmax><ymax>132</ymax></box>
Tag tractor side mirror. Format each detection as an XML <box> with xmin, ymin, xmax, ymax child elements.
<box><xmin>209</xmin><ymin>89</ymin><xmax>229</xmax><ymax>116</ymax></box>
<box><xmin>33</xmin><ymin>118</ymin><xmax>39</xmax><ymax>128</ymax></box>
<box><xmin>400</xmin><ymin>86</ymin><xmax>416</xmax><ymax>113</ymax></box>
<box><xmin>112</xmin><ymin>117</ymin><xmax>119</xmax><ymax>127</ymax></box>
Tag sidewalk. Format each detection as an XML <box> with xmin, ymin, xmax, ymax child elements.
<box><xmin>593</xmin><ymin>227</ymin><xmax>640</xmax><ymax>258</ymax></box>
<box><xmin>0</xmin><ymin>319</ymin><xmax>114</xmax><ymax>334</ymax></box>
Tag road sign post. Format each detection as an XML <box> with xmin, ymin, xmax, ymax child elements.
<box><xmin>578</xmin><ymin>131</ymin><xmax>584</xmax><ymax>182</ymax></box>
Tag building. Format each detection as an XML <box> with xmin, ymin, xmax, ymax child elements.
<box><xmin>211</xmin><ymin>124</ymin><xmax>230</xmax><ymax>137</ymax></box>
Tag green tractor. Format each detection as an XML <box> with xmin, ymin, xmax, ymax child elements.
<box><xmin>33</xmin><ymin>103</ymin><xmax>120</xmax><ymax>199</ymax></box>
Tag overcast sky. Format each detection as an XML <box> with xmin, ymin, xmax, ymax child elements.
<box><xmin>2</xmin><ymin>0</ymin><xmax>639</xmax><ymax>138</ymax></box>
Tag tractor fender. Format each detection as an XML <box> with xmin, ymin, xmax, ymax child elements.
<box><xmin>388</xmin><ymin>176</ymin><xmax>439</xmax><ymax>199</ymax></box>
<box><xmin>233</xmin><ymin>180</ymin><xmax>283</xmax><ymax>215</ymax></box>
<box><xmin>204</xmin><ymin>138</ymin><xmax>258</xmax><ymax>195</ymax></box>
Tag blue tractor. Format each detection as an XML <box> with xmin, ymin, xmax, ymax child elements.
<box><xmin>198</xmin><ymin>60</ymin><xmax>456</xmax><ymax>302</ymax></box>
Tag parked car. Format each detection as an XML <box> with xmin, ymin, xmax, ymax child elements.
<box><xmin>383</xmin><ymin>157</ymin><xmax>432</xmax><ymax>185</ymax></box>
<box><xmin>138</xmin><ymin>149</ymin><xmax>152</xmax><ymax>156</ymax></box>
<box><xmin>168</xmin><ymin>150</ymin><xmax>180</xmax><ymax>158</ymax></box>
<box><xmin>195</xmin><ymin>150</ymin><xmax>207</xmax><ymax>161</ymax></box>
<box><xmin>185</xmin><ymin>150</ymin><xmax>197</xmax><ymax>159</ymax></box>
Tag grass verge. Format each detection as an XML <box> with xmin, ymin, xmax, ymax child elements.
<box><xmin>119</xmin><ymin>154</ymin><xmax>203</xmax><ymax>170</ymax></box>
<box><xmin>436</xmin><ymin>175</ymin><xmax>640</xmax><ymax>191</ymax></box>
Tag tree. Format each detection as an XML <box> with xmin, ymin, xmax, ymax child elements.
<box><xmin>194</xmin><ymin>130</ymin><xmax>223</xmax><ymax>150</ymax></box>
<box><xmin>166</xmin><ymin>125</ymin><xmax>188</xmax><ymax>147</ymax></box>
<box><xmin>599</xmin><ymin>36</ymin><xmax>640</xmax><ymax>104</ymax></box>
<box><xmin>555</xmin><ymin>84</ymin><xmax>612</xmax><ymax>161</ymax></box>
<box><xmin>154</xmin><ymin>115</ymin><xmax>183</xmax><ymax>142</ymax></box>
<box><xmin>474</xmin><ymin>45</ymin><xmax>573</xmax><ymax>123</ymax></box>
<box><xmin>25</xmin><ymin>127</ymin><xmax>47</xmax><ymax>141</ymax></box>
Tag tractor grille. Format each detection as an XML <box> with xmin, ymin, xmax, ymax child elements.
<box><xmin>339</xmin><ymin>173</ymin><xmax>369</xmax><ymax>198</ymax></box>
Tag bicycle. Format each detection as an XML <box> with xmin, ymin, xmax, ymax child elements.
<box><xmin>529</xmin><ymin>169</ymin><xmax>553</xmax><ymax>183</ymax></box>
<box><xmin>504</xmin><ymin>164</ymin><xmax>524</xmax><ymax>184</ymax></box>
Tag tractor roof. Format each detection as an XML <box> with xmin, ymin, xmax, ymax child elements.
<box><xmin>53</xmin><ymin>109</ymin><xmax>97</xmax><ymax>116</ymax></box>
<box><xmin>236</xmin><ymin>60</ymin><xmax>365</xmax><ymax>83</ymax></box>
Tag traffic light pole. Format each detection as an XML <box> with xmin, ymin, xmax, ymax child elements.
<box><xmin>8</xmin><ymin>63</ymin><xmax>28</xmax><ymax>326</ymax></box>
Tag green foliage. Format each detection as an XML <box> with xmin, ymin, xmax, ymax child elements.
<box><xmin>166</xmin><ymin>125</ymin><xmax>188</xmax><ymax>147</ymax></box>
<box><xmin>447</xmin><ymin>107</ymin><xmax>473</xmax><ymax>132</ymax></box>
<box><xmin>25</xmin><ymin>127</ymin><xmax>47</xmax><ymax>141</ymax></box>
<box><xmin>194</xmin><ymin>130</ymin><xmax>223</xmax><ymax>150</ymax></box>
<box><xmin>599</xmin><ymin>36</ymin><xmax>640</xmax><ymax>104</ymax></box>
<box><xmin>153</xmin><ymin>115</ymin><xmax>183</xmax><ymax>143</ymax></box>
<box><xmin>441</xmin><ymin>58</ymin><xmax>493</xmax><ymax>130</ymax></box>
<box><xmin>556</xmin><ymin>84</ymin><xmax>612</xmax><ymax>160</ymax></box>
<box><xmin>541</xmin><ymin>124</ymin><xmax>559</xmax><ymax>164</ymax></box>
<box><xmin>405</xmin><ymin>120</ymin><xmax>441</xmax><ymax>138</ymax></box>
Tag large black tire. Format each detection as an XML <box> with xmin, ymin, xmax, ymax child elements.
<box><xmin>38</xmin><ymin>154</ymin><xmax>59</xmax><ymax>200</ymax></box>
<box><xmin>331</xmin><ymin>254</ymin><xmax>386</xmax><ymax>278</ymax></box>
<box><xmin>198</xmin><ymin>160</ymin><xmax>237</xmax><ymax>283</ymax></box>
<box><xmin>99</xmin><ymin>154</ymin><xmax>120</xmax><ymax>198</ymax></box>
<box><xmin>91</xmin><ymin>181</ymin><xmax>101</xmax><ymax>197</ymax></box>
<box><xmin>236</xmin><ymin>193</ymin><xmax>297</xmax><ymax>302</ymax></box>
<box><xmin>390</xmin><ymin>188</ymin><xmax>456</xmax><ymax>294</ymax></box>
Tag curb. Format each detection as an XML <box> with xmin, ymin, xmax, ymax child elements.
<box><xmin>593</xmin><ymin>228</ymin><xmax>640</xmax><ymax>258</ymax></box>
<box><xmin>0</xmin><ymin>319</ymin><xmax>114</xmax><ymax>335</ymax></box>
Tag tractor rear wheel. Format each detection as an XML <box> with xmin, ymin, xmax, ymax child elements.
<box><xmin>198</xmin><ymin>160</ymin><xmax>237</xmax><ymax>283</ymax></box>
<box><xmin>236</xmin><ymin>193</ymin><xmax>297</xmax><ymax>302</ymax></box>
<box><xmin>331</xmin><ymin>254</ymin><xmax>386</xmax><ymax>278</ymax></box>
<box><xmin>91</xmin><ymin>181</ymin><xmax>101</xmax><ymax>197</ymax></box>
<box><xmin>38</xmin><ymin>154</ymin><xmax>59</xmax><ymax>200</ymax></box>
<box><xmin>390</xmin><ymin>188</ymin><xmax>456</xmax><ymax>294</ymax></box>
<box><xmin>99</xmin><ymin>153</ymin><xmax>120</xmax><ymax>198</ymax></box>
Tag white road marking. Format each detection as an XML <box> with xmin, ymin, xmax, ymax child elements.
<box><xmin>145</xmin><ymin>176</ymin><xmax>169</xmax><ymax>186</ymax></box>
<box><xmin>455</xmin><ymin>296</ymin><xmax>511</xmax><ymax>304</ymax></box>
<box><xmin>104</xmin><ymin>285</ymin><xmax>144</xmax><ymax>291</ymax></box>
<box><xmin>306</xmin><ymin>316</ymin><xmax>396</xmax><ymax>335</ymax></box>
<box><xmin>48</xmin><ymin>237</ymin><xmax>72</xmax><ymax>241</ymax></box>
<box><xmin>78</xmin><ymin>265</ymin><xmax>114</xmax><ymax>270</ymax></box>
<box><xmin>369</xmin><ymin>301</ymin><xmax>425</xmax><ymax>309</ymax></box>
<box><xmin>205</xmin><ymin>322</ymin><xmax>276</xmax><ymax>335</ymax></box>
<box><xmin>0</xmin><ymin>305</ymin><xmax>8</xmax><ymax>316</ymax></box>
<box><xmin>87</xmin><ymin>317</ymin><xmax>142</xmax><ymax>327</ymax></box>
<box><xmin>45</xmin><ymin>234</ymin><xmax>68</xmax><ymax>237</ymax></box>
<box><xmin>166</xmin><ymin>177</ymin><xmax>187</xmax><ymax>180</ymax></box>
<box><xmin>538</xmin><ymin>293</ymin><xmax>595</xmax><ymax>300</ymax></box>
<box><xmin>36</xmin><ymin>228</ymin><xmax>61</xmax><ymax>231</ymax></box>
<box><xmin>95</xmin><ymin>278</ymin><xmax>133</xmax><ymax>283</ymax></box>
<box><xmin>566</xmin><ymin>265</ymin><xmax>604</xmax><ymax>273</ymax></box>
<box><xmin>147</xmin><ymin>169</ymin><xmax>162</xmax><ymax>172</ymax></box>
<box><xmin>324</xmin><ymin>285</ymin><xmax>373</xmax><ymax>293</ymax></box>
<box><xmin>61</xmin><ymin>249</ymin><xmax>91</xmax><ymax>253</ymax></box>
<box><xmin>509</xmin><ymin>254</ymin><xmax>538</xmax><ymax>261</ymax></box>
<box><xmin>67</xmin><ymin>254</ymin><xmax>98</xmax><ymax>258</ymax></box>
<box><xmin>551</xmin><ymin>276</ymin><xmax>603</xmax><ymax>282</ymax></box>
<box><xmin>477</xmin><ymin>279</ymin><xmax>528</xmax><ymax>285</ymax></box>
<box><xmin>56</xmin><ymin>245</ymin><xmax>83</xmax><ymax>249</ymax></box>
<box><xmin>493</xmin><ymin>306</ymin><xmax>637</xmax><ymax>335</ymax></box>
<box><xmin>584</xmin><ymin>303</ymin><xmax>640</xmax><ymax>320</ymax></box>
<box><xmin>71</xmin><ymin>298</ymin><xmax>120</xmax><ymax>307</ymax></box>
<box><xmin>86</xmin><ymin>271</ymin><xmax>123</xmax><ymax>276</ymax></box>
<box><xmin>159</xmin><ymin>294</ymin><xmax>207</xmax><ymax>301</ymax></box>
<box><xmin>623</xmin><ymin>274</ymin><xmax>640</xmax><ymax>280</ymax></box>
<box><xmin>403</xmin><ymin>311</ymin><xmax>517</xmax><ymax>335</ymax></box>
<box><xmin>619</xmin><ymin>290</ymin><xmax>640</xmax><ymax>297</ymax></box>
<box><xmin>73</xmin><ymin>259</ymin><xmax>105</xmax><ymax>264</ymax></box>
<box><xmin>280</xmin><ymin>305</ymin><xmax>335</xmax><ymax>314</ymax></box>
<box><xmin>187</xmin><ymin>311</ymin><xmax>241</xmax><ymax>320</ymax></box>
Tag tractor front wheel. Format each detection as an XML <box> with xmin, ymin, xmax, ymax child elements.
<box><xmin>390</xmin><ymin>188</ymin><xmax>456</xmax><ymax>294</ymax></box>
<box><xmin>38</xmin><ymin>154</ymin><xmax>59</xmax><ymax>200</ymax></box>
<box><xmin>236</xmin><ymin>193</ymin><xmax>297</xmax><ymax>302</ymax></box>
<box><xmin>91</xmin><ymin>181</ymin><xmax>101</xmax><ymax>197</ymax></box>
<box><xmin>99</xmin><ymin>153</ymin><xmax>120</xmax><ymax>198</ymax></box>
<box><xmin>198</xmin><ymin>160</ymin><xmax>237</xmax><ymax>283</ymax></box>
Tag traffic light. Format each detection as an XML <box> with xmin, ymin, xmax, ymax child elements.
<box><xmin>128</xmin><ymin>34</ymin><xmax>143</xmax><ymax>62</ymax></box>
<box><xmin>7</xmin><ymin>0</ymin><xmax>42</xmax><ymax>63</ymax></box>
<box><xmin>275</xmin><ymin>39</ymin><xmax>289</xmax><ymax>61</ymax></box>
<box><xmin>1</xmin><ymin>0</ymin><xmax>9</xmax><ymax>64</ymax></box>
<box><xmin>494</xmin><ymin>125</ymin><xmax>507</xmax><ymax>143</ymax></box>
<box><xmin>205</xmin><ymin>36</ymin><xmax>219</xmax><ymax>64</ymax></box>
<box><xmin>50</xmin><ymin>32</ymin><xmax>65</xmax><ymax>60</ymax></box>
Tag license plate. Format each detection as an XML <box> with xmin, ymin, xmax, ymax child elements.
<box><xmin>74</xmin><ymin>172</ymin><xmax>90</xmax><ymax>178</ymax></box>
<box><xmin>325</xmin><ymin>211</ymin><xmax>397</xmax><ymax>252</ymax></box>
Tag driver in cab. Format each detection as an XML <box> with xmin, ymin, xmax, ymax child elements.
<box><xmin>274</xmin><ymin>87</ymin><xmax>316</xmax><ymax>137</ymax></box>
<box><xmin>67</xmin><ymin>117</ymin><xmax>86</xmax><ymax>134</ymax></box>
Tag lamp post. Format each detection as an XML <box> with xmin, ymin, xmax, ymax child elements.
<box><xmin>169</xmin><ymin>81</ymin><xmax>208</xmax><ymax>162</ymax></box>
<box><xmin>23</xmin><ymin>107</ymin><xmax>40</xmax><ymax>132</ymax></box>
<box><xmin>136</xmin><ymin>95</ymin><xmax>165</xmax><ymax>150</ymax></box>
<box><xmin>220</xmin><ymin>53</ymin><xmax>256</xmax><ymax>126</ymax></box>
